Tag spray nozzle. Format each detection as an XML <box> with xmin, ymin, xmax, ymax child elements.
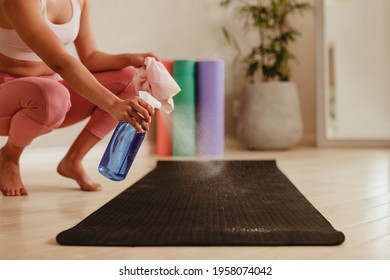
<box><xmin>139</xmin><ymin>91</ymin><xmax>162</xmax><ymax>109</ymax></box>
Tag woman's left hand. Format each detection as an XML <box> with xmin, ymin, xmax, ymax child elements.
<box><xmin>128</xmin><ymin>53</ymin><xmax>160</xmax><ymax>68</ymax></box>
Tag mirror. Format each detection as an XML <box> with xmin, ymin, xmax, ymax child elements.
<box><xmin>316</xmin><ymin>0</ymin><xmax>390</xmax><ymax>147</ymax></box>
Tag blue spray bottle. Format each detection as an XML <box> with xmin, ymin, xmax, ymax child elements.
<box><xmin>98</xmin><ymin>91</ymin><xmax>162</xmax><ymax>181</ymax></box>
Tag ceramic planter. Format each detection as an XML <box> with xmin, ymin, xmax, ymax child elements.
<box><xmin>238</xmin><ymin>82</ymin><xmax>303</xmax><ymax>150</ymax></box>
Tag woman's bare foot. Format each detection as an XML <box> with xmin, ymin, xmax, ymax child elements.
<box><xmin>57</xmin><ymin>157</ymin><xmax>102</xmax><ymax>192</ymax></box>
<box><xmin>0</xmin><ymin>148</ymin><xmax>28</xmax><ymax>196</ymax></box>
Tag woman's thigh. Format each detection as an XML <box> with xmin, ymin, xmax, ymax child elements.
<box><xmin>58</xmin><ymin>67</ymin><xmax>138</xmax><ymax>128</ymax></box>
<box><xmin>0</xmin><ymin>76</ymin><xmax>71</xmax><ymax>135</ymax></box>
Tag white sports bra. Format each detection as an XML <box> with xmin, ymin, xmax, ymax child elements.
<box><xmin>0</xmin><ymin>0</ymin><xmax>81</xmax><ymax>62</ymax></box>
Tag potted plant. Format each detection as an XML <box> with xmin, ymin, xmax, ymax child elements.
<box><xmin>221</xmin><ymin>0</ymin><xmax>312</xmax><ymax>150</ymax></box>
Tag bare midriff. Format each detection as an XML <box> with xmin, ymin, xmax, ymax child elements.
<box><xmin>0</xmin><ymin>52</ymin><xmax>55</xmax><ymax>76</ymax></box>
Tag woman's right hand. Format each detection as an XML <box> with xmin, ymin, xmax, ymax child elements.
<box><xmin>110</xmin><ymin>96</ymin><xmax>155</xmax><ymax>132</ymax></box>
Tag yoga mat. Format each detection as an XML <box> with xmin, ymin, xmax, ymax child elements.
<box><xmin>57</xmin><ymin>160</ymin><xmax>345</xmax><ymax>246</ymax></box>
<box><xmin>196</xmin><ymin>60</ymin><xmax>225</xmax><ymax>156</ymax></box>
<box><xmin>172</xmin><ymin>60</ymin><xmax>196</xmax><ymax>156</ymax></box>
<box><xmin>155</xmin><ymin>60</ymin><xmax>174</xmax><ymax>156</ymax></box>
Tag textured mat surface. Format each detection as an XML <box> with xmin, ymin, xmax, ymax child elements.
<box><xmin>57</xmin><ymin>160</ymin><xmax>345</xmax><ymax>246</ymax></box>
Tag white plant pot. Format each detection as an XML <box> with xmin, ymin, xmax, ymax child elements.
<box><xmin>238</xmin><ymin>82</ymin><xmax>303</xmax><ymax>150</ymax></box>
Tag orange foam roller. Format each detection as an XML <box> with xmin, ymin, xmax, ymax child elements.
<box><xmin>155</xmin><ymin>60</ymin><xmax>174</xmax><ymax>156</ymax></box>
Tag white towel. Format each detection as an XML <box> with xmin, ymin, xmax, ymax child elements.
<box><xmin>133</xmin><ymin>57</ymin><xmax>181</xmax><ymax>113</ymax></box>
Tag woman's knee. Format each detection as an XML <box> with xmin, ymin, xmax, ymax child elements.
<box><xmin>94</xmin><ymin>67</ymin><xmax>138</xmax><ymax>99</ymax></box>
<box><xmin>18</xmin><ymin>78</ymin><xmax>71</xmax><ymax>128</ymax></box>
<box><xmin>116</xmin><ymin>67</ymin><xmax>138</xmax><ymax>99</ymax></box>
<box><xmin>114</xmin><ymin>66</ymin><xmax>138</xmax><ymax>83</ymax></box>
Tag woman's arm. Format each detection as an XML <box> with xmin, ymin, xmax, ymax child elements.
<box><xmin>1</xmin><ymin>0</ymin><xmax>152</xmax><ymax>131</ymax></box>
<box><xmin>74</xmin><ymin>0</ymin><xmax>158</xmax><ymax>72</ymax></box>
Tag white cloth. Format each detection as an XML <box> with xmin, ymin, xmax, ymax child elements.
<box><xmin>133</xmin><ymin>57</ymin><xmax>181</xmax><ymax>113</ymax></box>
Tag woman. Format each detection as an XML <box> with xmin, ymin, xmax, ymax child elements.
<box><xmin>0</xmin><ymin>0</ymin><xmax>158</xmax><ymax>196</ymax></box>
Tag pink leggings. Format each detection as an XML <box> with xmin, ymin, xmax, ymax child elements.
<box><xmin>0</xmin><ymin>67</ymin><xmax>137</xmax><ymax>147</ymax></box>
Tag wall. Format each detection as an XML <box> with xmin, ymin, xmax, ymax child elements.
<box><xmin>0</xmin><ymin>0</ymin><xmax>316</xmax><ymax>149</ymax></box>
<box><xmin>326</xmin><ymin>0</ymin><xmax>390</xmax><ymax>138</ymax></box>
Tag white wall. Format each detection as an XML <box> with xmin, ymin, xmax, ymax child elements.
<box><xmin>0</xmin><ymin>0</ymin><xmax>317</xmax><ymax>149</ymax></box>
<box><xmin>326</xmin><ymin>0</ymin><xmax>390</xmax><ymax>138</ymax></box>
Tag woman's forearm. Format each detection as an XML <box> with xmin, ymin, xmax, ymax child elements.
<box><xmin>52</xmin><ymin>53</ymin><xmax>153</xmax><ymax>129</ymax></box>
<box><xmin>54</xmin><ymin>53</ymin><xmax>121</xmax><ymax>115</ymax></box>
<box><xmin>80</xmin><ymin>51</ymin><xmax>132</xmax><ymax>72</ymax></box>
<box><xmin>80</xmin><ymin>51</ymin><xmax>158</xmax><ymax>72</ymax></box>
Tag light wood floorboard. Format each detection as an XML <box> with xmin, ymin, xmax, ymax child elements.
<box><xmin>0</xmin><ymin>144</ymin><xmax>389</xmax><ymax>260</ymax></box>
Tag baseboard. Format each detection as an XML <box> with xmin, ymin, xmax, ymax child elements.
<box><xmin>19</xmin><ymin>134</ymin><xmax>317</xmax><ymax>166</ymax></box>
<box><xmin>20</xmin><ymin>141</ymin><xmax>153</xmax><ymax>166</ymax></box>
<box><xmin>297</xmin><ymin>133</ymin><xmax>317</xmax><ymax>147</ymax></box>
<box><xmin>15</xmin><ymin>134</ymin><xmax>387</xmax><ymax>170</ymax></box>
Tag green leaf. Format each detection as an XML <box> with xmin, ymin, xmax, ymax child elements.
<box><xmin>220</xmin><ymin>0</ymin><xmax>313</xmax><ymax>82</ymax></box>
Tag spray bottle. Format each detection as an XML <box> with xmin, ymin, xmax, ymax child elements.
<box><xmin>98</xmin><ymin>91</ymin><xmax>162</xmax><ymax>181</ymax></box>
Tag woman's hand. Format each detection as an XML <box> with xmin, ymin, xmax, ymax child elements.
<box><xmin>110</xmin><ymin>96</ymin><xmax>155</xmax><ymax>132</ymax></box>
<box><xmin>128</xmin><ymin>53</ymin><xmax>160</xmax><ymax>68</ymax></box>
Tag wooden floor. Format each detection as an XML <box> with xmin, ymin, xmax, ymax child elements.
<box><xmin>1</xmin><ymin>143</ymin><xmax>389</xmax><ymax>260</ymax></box>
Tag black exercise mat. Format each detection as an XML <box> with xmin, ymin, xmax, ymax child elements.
<box><xmin>57</xmin><ymin>160</ymin><xmax>345</xmax><ymax>246</ymax></box>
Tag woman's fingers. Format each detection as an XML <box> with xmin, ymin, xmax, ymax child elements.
<box><xmin>128</xmin><ymin>108</ymin><xmax>149</xmax><ymax>131</ymax></box>
<box><xmin>124</xmin><ymin>96</ymin><xmax>155</xmax><ymax>132</ymax></box>
<box><xmin>138</xmin><ymin>98</ymin><xmax>155</xmax><ymax>117</ymax></box>
<box><xmin>127</xmin><ymin>115</ymin><xmax>144</xmax><ymax>132</ymax></box>
<box><xmin>131</xmin><ymin>98</ymin><xmax>153</xmax><ymax>120</ymax></box>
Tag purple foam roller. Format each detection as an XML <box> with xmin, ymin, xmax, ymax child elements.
<box><xmin>196</xmin><ymin>60</ymin><xmax>225</xmax><ymax>156</ymax></box>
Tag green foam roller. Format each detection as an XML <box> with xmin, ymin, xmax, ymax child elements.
<box><xmin>173</xmin><ymin>60</ymin><xmax>196</xmax><ymax>156</ymax></box>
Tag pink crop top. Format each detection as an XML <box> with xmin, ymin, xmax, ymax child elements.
<box><xmin>0</xmin><ymin>0</ymin><xmax>81</xmax><ymax>62</ymax></box>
